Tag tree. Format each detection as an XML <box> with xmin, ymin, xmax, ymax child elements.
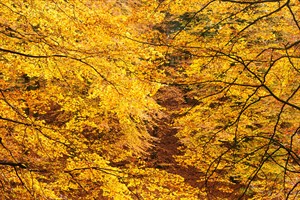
<box><xmin>0</xmin><ymin>0</ymin><xmax>299</xmax><ymax>199</ymax></box>
<box><xmin>0</xmin><ymin>0</ymin><xmax>163</xmax><ymax>199</ymax></box>
<box><xmin>139</xmin><ymin>0</ymin><xmax>300</xmax><ymax>199</ymax></box>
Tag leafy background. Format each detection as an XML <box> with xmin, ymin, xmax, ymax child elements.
<box><xmin>0</xmin><ymin>0</ymin><xmax>299</xmax><ymax>199</ymax></box>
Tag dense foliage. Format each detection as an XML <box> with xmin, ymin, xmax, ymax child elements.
<box><xmin>0</xmin><ymin>0</ymin><xmax>299</xmax><ymax>199</ymax></box>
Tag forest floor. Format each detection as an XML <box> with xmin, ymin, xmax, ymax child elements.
<box><xmin>144</xmin><ymin>86</ymin><xmax>248</xmax><ymax>200</ymax></box>
<box><xmin>146</xmin><ymin>86</ymin><xmax>203</xmax><ymax>188</ymax></box>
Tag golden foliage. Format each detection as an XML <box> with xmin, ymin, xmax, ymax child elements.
<box><xmin>0</xmin><ymin>0</ymin><xmax>299</xmax><ymax>199</ymax></box>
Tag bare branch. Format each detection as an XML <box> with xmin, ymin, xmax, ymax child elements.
<box><xmin>0</xmin><ymin>160</ymin><xmax>26</xmax><ymax>169</ymax></box>
<box><xmin>221</xmin><ymin>0</ymin><xmax>282</xmax><ymax>4</ymax></box>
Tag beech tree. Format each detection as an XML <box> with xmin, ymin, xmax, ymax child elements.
<box><xmin>0</xmin><ymin>0</ymin><xmax>299</xmax><ymax>199</ymax></box>
<box><xmin>143</xmin><ymin>0</ymin><xmax>300</xmax><ymax>199</ymax></box>
<box><xmin>0</xmin><ymin>0</ymin><xmax>163</xmax><ymax>199</ymax></box>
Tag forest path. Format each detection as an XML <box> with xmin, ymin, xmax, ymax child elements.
<box><xmin>145</xmin><ymin>86</ymin><xmax>203</xmax><ymax>188</ymax></box>
<box><xmin>145</xmin><ymin>113</ymin><xmax>203</xmax><ymax>189</ymax></box>
<box><xmin>144</xmin><ymin>86</ymin><xmax>248</xmax><ymax>199</ymax></box>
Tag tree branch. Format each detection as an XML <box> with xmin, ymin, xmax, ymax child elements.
<box><xmin>0</xmin><ymin>160</ymin><xmax>26</xmax><ymax>168</ymax></box>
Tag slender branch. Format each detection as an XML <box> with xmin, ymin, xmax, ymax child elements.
<box><xmin>0</xmin><ymin>47</ymin><xmax>66</xmax><ymax>58</ymax></box>
<box><xmin>171</xmin><ymin>0</ymin><xmax>216</xmax><ymax>40</ymax></box>
<box><xmin>286</xmin><ymin>181</ymin><xmax>300</xmax><ymax>200</ymax></box>
<box><xmin>228</xmin><ymin>1</ymin><xmax>288</xmax><ymax>44</ymax></box>
<box><xmin>0</xmin><ymin>160</ymin><xmax>26</xmax><ymax>168</ymax></box>
<box><xmin>221</xmin><ymin>0</ymin><xmax>282</xmax><ymax>4</ymax></box>
<box><xmin>239</xmin><ymin>146</ymin><xmax>282</xmax><ymax>199</ymax></box>
<box><xmin>0</xmin><ymin>47</ymin><xmax>119</xmax><ymax>92</ymax></box>
<box><xmin>0</xmin><ymin>115</ymin><xmax>33</xmax><ymax>126</ymax></box>
<box><xmin>287</xmin><ymin>2</ymin><xmax>300</xmax><ymax>30</ymax></box>
<box><xmin>262</xmin><ymin>84</ymin><xmax>300</xmax><ymax>110</ymax></box>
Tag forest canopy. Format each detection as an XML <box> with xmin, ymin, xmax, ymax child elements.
<box><xmin>0</xmin><ymin>0</ymin><xmax>299</xmax><ymax>199</ymax></box>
